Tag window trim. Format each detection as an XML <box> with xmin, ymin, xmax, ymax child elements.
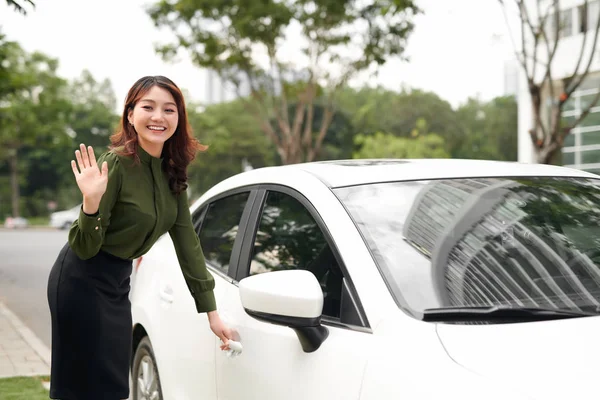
<box><xmin>235</xmin><ymin>184</ymin><xmax>371</xmax><ymax>331</ymax></box>
<box><xmin>192</xmin><ymin>187</ymin><xmax>259</xmax><ymax>280</ymax></box>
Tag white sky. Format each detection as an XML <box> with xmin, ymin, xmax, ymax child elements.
<box><xmin>0</xmin><ymin>0</ymin><xmax>519</xmax><ymax>109</ymax></box>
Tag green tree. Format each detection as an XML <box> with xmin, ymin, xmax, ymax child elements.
<box><xmin>0</xmin><ymin>32</ymin><xmax>22</xmax><ymax>99</ymax></box>
<box><xmin>187</xmin><ymin>99</ymin><xmax>277</xmax><ymax>198</ymax></box>
<box><xmin>336</xmin><ymin>86</ymin><xmax>464</xmax><ymax>156</ymax></box>
<box><xmin>68</xmin><ymin>70</ymin><xmax>119</xmax><ymax>151</ymax></box>
<box><xmin>0</xmin><ymin>44</ymin><xmax>72</xmax><ymax>218</ymax></box>
<box><xmin>148</xmin><ymin>0</ymin><xmax>420</xmax><ymax>164</ymax></box>
<box><xmin>283</xmin><ymin>102</ymin><xmax>356</xmax><ymax>161</ymax></box>
<box><xmin>353</xmin><ymin>119</ymin><xmax>450</xmax><ymax>159</ymax></box>
<box><xmin>455</xmin><ymin>96</ymin><xmax>518</xmax><ymax>161</ymax></box>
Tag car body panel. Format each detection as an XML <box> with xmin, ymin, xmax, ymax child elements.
<box><xmin>130</xmin><ymin>159</ymin><xmax>600</xmax><ymax>400</ymax></box>
<box><xmin>216</xmin><ymin>282</ymin><xmax>374</xmax><ymax>400</ymax></box>
<box><xmin>436</xmin><ymin>316</ymin><xmax>600</xmax><ymax>399</ymax></box>
<box><xmin>132</xmin><ymin>234</ymin><xmax>227</xmax><ymax>400</ymax></box>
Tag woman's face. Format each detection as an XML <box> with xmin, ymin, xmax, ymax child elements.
<box><xmin>128</xmin><ymin>85</ymin><xmax>179</xmax><ymax>155</ymax></box>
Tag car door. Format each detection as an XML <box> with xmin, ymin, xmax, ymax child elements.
<box><xmin>153</xmin><ymin>190</ymin><xmax>255</xmax><ymax>400</ymax></box>
<box><xmin>216</xmin><ymin>187</ymin><xmax>374</xmax><ymax>400</ymax></box>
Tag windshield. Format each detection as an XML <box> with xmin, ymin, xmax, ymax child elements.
<box><xmin>333</xmin><ymin>176</ymin><xmax>600</xmax><ymax>321</ymax></box>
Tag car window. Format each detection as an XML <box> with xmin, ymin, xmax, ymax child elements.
<box><xmin>191</xmin><ymin>206</ymin><xmax>206</xmax><ymax>234</ymax></box>
<box><xmin>250</xmin><ymin>191</ymin><xmax>343</xmax><ymax>319</ymax></box>
<box><xmin>334</xmin><ymin>176</ymin><xmax>600</xmax><ymax>321</ymax></box>
<box><xmin>198</xmin><ymin>192</ymin><xmax>250</xmax><ymax>275</ymax></box>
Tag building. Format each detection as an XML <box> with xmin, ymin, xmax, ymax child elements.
<box><xmin>517</xmin><ymin>0</ymin><xmax>600</xmax><ymax>175</ymax></box>
<box><xmin>503</xmin><ymin>60</ymin><xmax>520</xmax><ymax>97</ymax></box>
<box><xmin>205</xmin><ymin>69</ymin><xmax>252</xmax><ymax>106</ymax></box>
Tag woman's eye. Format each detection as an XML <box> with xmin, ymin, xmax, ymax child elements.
<box><xmin>142</xmin><ymin>106</ymin><xmax>152</xmax><ymax>110</ymax></box>
<box><xmin>166</xmin><ymin>109</ymin><xmax>175</xmax><ymax>113</ymax></box>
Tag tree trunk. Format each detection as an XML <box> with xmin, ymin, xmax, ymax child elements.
<box><xmin>536</xmin><ymin>143</ymin><xmax>562</xmax><ymax>165</ymax></box>
<box><xmin>8</xmin><ymin>150</ymin><xmax>20</xmax><ymax>218</ymax></box>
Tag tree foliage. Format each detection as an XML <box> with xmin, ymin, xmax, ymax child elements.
<box><xmin>186</xmin><ymin>99</ymin><xmax>277</xmax><ymax>198</ymax></box>
<box><xmin>353</xmin><ymin>118</ymin><xmax>450</xmax><ymax>159</ymax></box>
<box><xmin>68</xmin><ymin>70</ymin><xmax>119</xmax><ymax>151</ymax></box>
<box><xmin>455</xmin><ymin>95</ymin><xmax>518</xmax><ymax>161</ymax></box>
<box><xmin>0</xmin><ymin>42</ymin><xmax>72</xmax><ymax>218</ymax></box>
<box><xmin>147</xmin><ymin>0</ymin><xmax>420</xmax><ymax>164</ymax></box>
<box><xmin>337</xmin><ymin>86</ymin><xmax>465</xmax><ymax>157</ymax></box>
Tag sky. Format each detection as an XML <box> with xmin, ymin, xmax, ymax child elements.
<box><xmin>0</xmin><ymin>0</ymin><xmax>520</xmax><ymax>110</ymax></box>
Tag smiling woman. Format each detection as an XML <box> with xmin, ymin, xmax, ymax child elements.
<box><xmin>111</xmin><ymin>75</ymin><xmax>207</xmax><ymax>195</ymax></box>
<box><xmin>128</xmin><ymin>87</ymin><xmax>178</xmax><ymax>156</ymax></box>
<box><xmin>46</xmin><ymin>75</ymin><xmax>232</xmax><ymax>400</ymax></box>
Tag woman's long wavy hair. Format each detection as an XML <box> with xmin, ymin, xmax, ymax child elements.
<box><xmin>109</xmin><ymin>76</ymin><xmax>207</xmax><ymax>195</ymax></box>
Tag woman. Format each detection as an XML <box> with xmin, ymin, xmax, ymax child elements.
<box><xmin>47</xmin><ymin>75</ymin><xmax>232</xmax><ymax>400</ymax></box>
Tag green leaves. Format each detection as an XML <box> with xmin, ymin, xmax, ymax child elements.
<box><xmin>455</xmin><ymin>96</ymin><xmax>518</xmax><ymax>161</ymax></box>
<box><xmin>147</xmin><ymin>0</ymin><xmax>420</xmax><ymax>163</ymax></box>
<box><xmin>0</xmin><ymin>43</ymin><xmax>70</xmax><ymax>150</ymax></box>
<box><xmin>353</xmin><ymin>131</ymin><xmax>450</xmax><ymax>159</ymax></box>
<box><xmin>67</xmin><ymin>70</ymin><xmax>119</xmax><ymax>151</ymax></box>
<box><xmin>186</xmin><ymin>99</ymin><xmax>276</xmax><ymax>197</ymax></box>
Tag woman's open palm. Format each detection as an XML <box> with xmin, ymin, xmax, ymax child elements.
<box><xmin>71</xmin><ymin>144</ymin><xmax>108</xmax><ymax>200</ymax></box>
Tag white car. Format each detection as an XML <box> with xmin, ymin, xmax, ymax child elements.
<box><xmin>130</xmin><ymin>159</ymin><xmax>600</xmax><ymax>400</ymax></box>
<box><xmin>3</xmin><ymin>216</ymin><xmax>28</xmax><ymax>229</ymax></box>
<box><xmin>49</xmin><ymin>204</ymin><xmax>81</xmax><ymax>230</ymax></box>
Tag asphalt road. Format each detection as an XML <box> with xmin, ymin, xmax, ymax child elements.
<box><xmin>0</xmin><ymin>228</ymin><xmax>68</xmax><ymax>348</ymax></box>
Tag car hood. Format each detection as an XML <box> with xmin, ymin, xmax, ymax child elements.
<box><xmin>436</xmin><ymin>316</ymin><xmax>600</xmax><ymax>399</ymax></box>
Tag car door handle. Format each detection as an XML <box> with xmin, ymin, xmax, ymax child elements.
<box><xmin>159</xmin><ymin>285</ymin><xmax>174</xmax><ymax>303</ymax></box>
<box><xmin>222</xmin><ymin>340</ymin><xmax>243</xmax><ymax>358</ymax></box>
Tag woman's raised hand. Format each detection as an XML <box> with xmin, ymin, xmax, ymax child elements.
<box><xmin>71</xmin><ymin>144</ymin><xmax>108</xmax><ymax>214</ymax></box>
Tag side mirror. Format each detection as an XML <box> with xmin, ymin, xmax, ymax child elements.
<box><xmin>239</xmin><ymin>269</ymin><xmax>329</xmax><ymax>353</ymax></box>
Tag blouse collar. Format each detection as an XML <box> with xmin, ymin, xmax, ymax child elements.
<box><xmin>136</xmin><ymin>144</ymin><xmax>163</xmax><ymax>165</ymax></box>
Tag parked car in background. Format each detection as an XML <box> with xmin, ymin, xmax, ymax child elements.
<box><xmin>49</xmin><ymin>205</ymin><xmax>81</xmax><ymax>230</ymax></box>
<box><xmin>130</xmin><ymin>159</ymin><xmax>600</xmax><ymax>400</ymax></box>
<box><xmin>3</xmin><ymin>216</ymin><xmax>29</xmax><ymax>229</ymax></box>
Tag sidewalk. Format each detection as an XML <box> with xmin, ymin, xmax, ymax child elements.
<box><xmin>0</xmin><ymin>301</ymin><xmax>51</xmax><ymax>379</ymax></box>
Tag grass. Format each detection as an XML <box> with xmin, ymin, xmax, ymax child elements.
<box><xmin>0</xmin><ymin>216</ymin><xmax>51</xmax><ymax>228</ymax></box>
<box><xmin>0</xmin><ymin>376</ymin><xmax>50</xmax><ymax>399</ymax></box>
<box><xmin>26</xmin><ymin>217</ymin><xmax>50</xmax><ymax>226</ymax></box>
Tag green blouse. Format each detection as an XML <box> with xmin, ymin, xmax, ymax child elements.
<box><xmin>68</xmin><ymin>145</ymin><xmax>216</xmax><ymax>313</ymax></box>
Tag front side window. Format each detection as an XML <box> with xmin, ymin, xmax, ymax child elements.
<box><xmin>334</xmin><ymin>177</ymin><xmax>600</xmax><ymax>322</ymax></box>
<box><xmin>250</xmin><ymin>191</ymin><xmax>343</xmax><ymax>319</ymax></box>
<box><xmin>198</xmin><ymin>192</ymin><xmax>250</xmax><ymax>275</ymax></box>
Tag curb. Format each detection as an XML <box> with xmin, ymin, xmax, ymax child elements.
<box><xmin>0</xmin><ymin>302</ymin><xmax>51</xmax><ymax>367</ymax></box>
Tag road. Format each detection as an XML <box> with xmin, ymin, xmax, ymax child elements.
<box><xmin>0</xmin><ymin>228</ymin><xmax>68</xmax><ymax>348</ymax></box>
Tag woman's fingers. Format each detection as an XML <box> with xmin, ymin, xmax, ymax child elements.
<box><xmin>75</xmin><ymin>149</ymin><xmax>84</xmax><ymax>170</ymax></box>
<box><xmin>80</xmin><ymin>143</ymin><xmax>90</xmax><ymax>168</ymax></box>
<box><xmin>87</xmin><ymin>146</ymin><xmax>97</xmax><ymax>167</ymax></box>
<box><xmin>71</xmin><ymin>160</ymin><xmax>79</xmax><ymax>176</ymax></box>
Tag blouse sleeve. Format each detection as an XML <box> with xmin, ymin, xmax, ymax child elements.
<box><xmin>168</xmin><ymin>189</ymin><xmax>217</xmax><ymax>313</ymax></box>
<box><xmin>68</xmin><ymin>152</ymin><xmax>122</xmax><ymax>260</ymax></box>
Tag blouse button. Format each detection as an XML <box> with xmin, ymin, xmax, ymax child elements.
<box><xmin>97</xmin><ymin>217</ymin><xmax>101</xmax><ymax>221</ymax></box>
<box><xmin>95</xmin><ymin>226</ymin><xmax>99</xmax><ymax>230</ymax></box>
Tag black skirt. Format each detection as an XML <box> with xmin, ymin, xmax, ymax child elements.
<box><xmin>47</xmin><ymin>242</ymin><xmax>133</xmax><ymax>400</ymax></box>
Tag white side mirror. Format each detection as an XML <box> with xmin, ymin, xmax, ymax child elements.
<box><xmin>239</xmin><ymin>269</ymin><xmax>329</xmax><ymax>352</ymax></box>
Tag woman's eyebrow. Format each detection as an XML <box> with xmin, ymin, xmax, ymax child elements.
<box><xmin>139</xmin><ymin>98</ymin><xmax>177</xmax><ymax>107</ymax></box>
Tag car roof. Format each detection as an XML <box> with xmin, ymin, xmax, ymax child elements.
<box><xmin>198</xmin><ymin>158</ymin><xmax>600</xmax><ymax>201</ymax></box>
<box><xmin>251</xmin><ymin>159</ymin><xmax>596</xmax><ymax>186</ymax></box>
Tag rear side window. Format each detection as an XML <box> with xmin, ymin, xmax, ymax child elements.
<box><xmin>198</xmin><ymin>192</ymin><xmax>250</xmax><ymax>275</ymax></box>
